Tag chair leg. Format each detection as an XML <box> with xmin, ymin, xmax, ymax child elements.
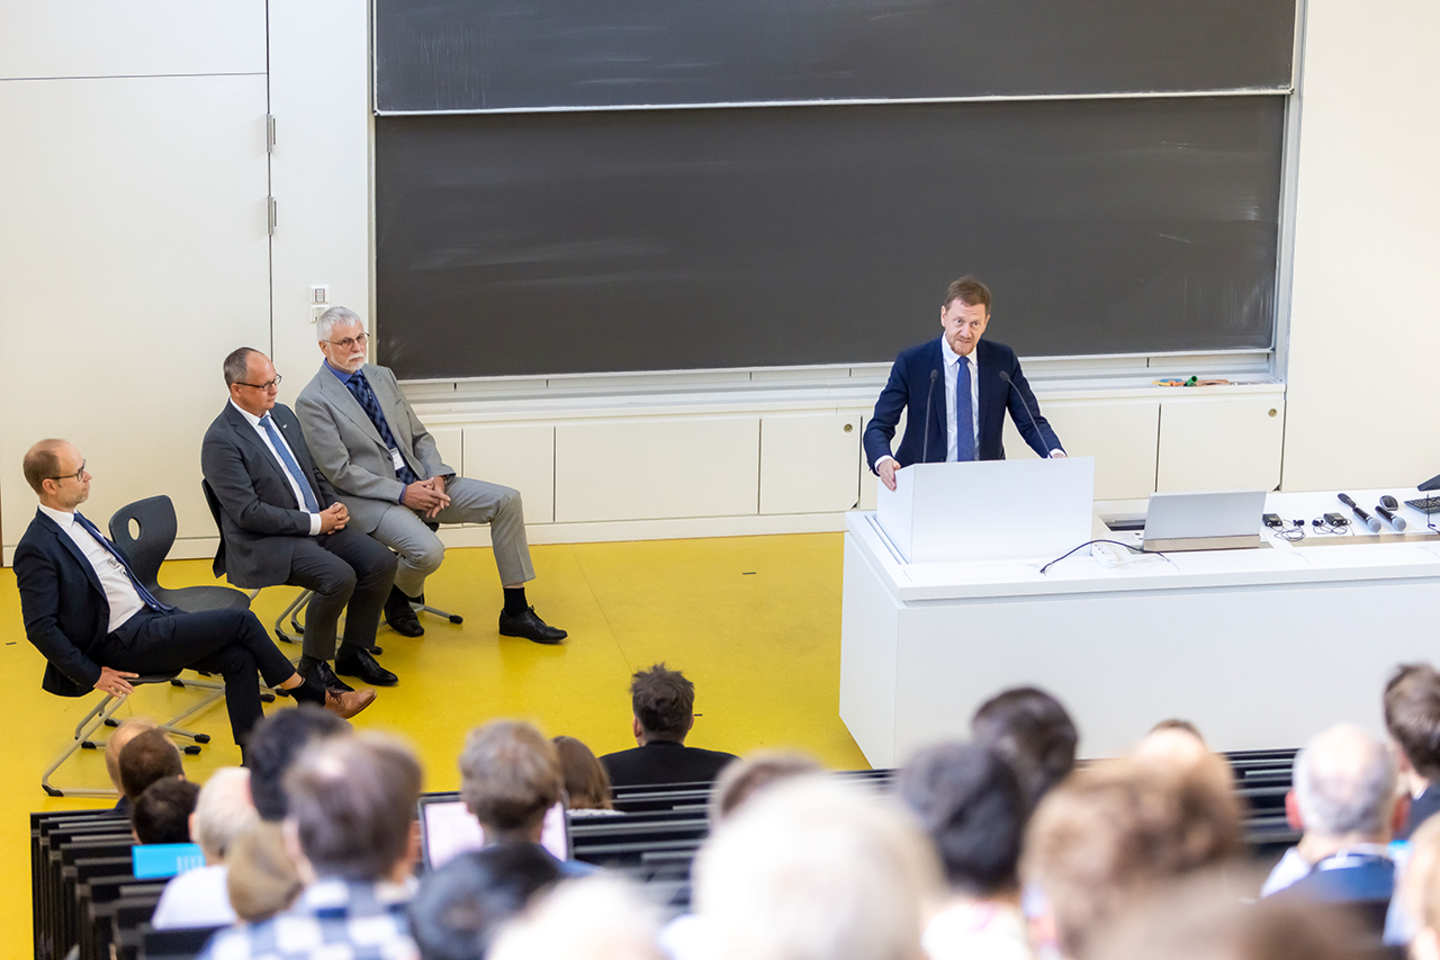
<box><xmin>413</xmin><ymin>601</ymin><xmax>464</xmax><ymax>625</ymax></box>
<box><xmin>42</xmin><ymin>693</ymin><xmax>126</xmax><ymax>798</ymax></box>
<box><xmin>273</xmin><ymin>589</ymin><xmax>311</xmax><ymax>645</ymax></box>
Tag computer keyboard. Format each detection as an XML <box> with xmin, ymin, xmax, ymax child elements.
<box><xmin>1405</xmin><ymin>497</ymin><xmax>1440</xmax><ymax>514</ymax></box>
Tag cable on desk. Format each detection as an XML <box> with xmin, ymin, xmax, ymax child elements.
<box><xmin>1040</xmin><ymin>539</ymin><xmax>1153</xmax><ymax>576</ymax></box>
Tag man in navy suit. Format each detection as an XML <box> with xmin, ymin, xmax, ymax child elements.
<box><xmin>14</xmin><ymin>439</ymin><xmax>371</xmax><ymax>749</ymax></box>
<box><xmin>863</xmin><ymin>276</ymin><xmax>1065</xmax><ymax>491</ymax></box>
<box><xmin>202</xmin><ymin>348</ymin><xmax>398</xmax><ymax>693</ymax></box>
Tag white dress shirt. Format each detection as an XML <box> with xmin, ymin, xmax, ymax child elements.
<box><xmin>228</xmin><ymin>399</ymin><xmax>322</xmax><ymax>536</ymax></box>
<box><xmin>941</xmin><ymin>335</ymin><xmax>980</xmax><ymax>463</ymax></box>
<box><xmin>38</xmin><ymin>503</ymin><xmax>146</xmax><ymax>633</ymax></box>
<box><xmin>151</xmin><ymin>864</ymin><xmax>237</xmax><ymax>929</ymax></box>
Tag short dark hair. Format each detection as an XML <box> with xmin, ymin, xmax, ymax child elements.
<box><xmin>553</xmin><ymin>736</ymin><xmax>613</xmax><ymax>811</ymax></box>
<box><xmin>1385</xmin><ymin>663</ymin><xmax>1440</xmax><ymax>780</ymax></box>
<box><xmin>943</xmin><ymin>276</ymin><xmax>992</xmax><ymax>313</ymax></box>
<box><xmin>630</xmin><ymin>663</ymin><xmax>695</xmax><ymax>742</ymax></box>
<box><xmin>971</xmin><ymin>686</ymin><xmax>1078</xmax><ymax>811</ymax></box>
<box><xmin>119</xmin><ymin>728</ymin><xmax>185</xmax><ymax>801</ymax></box>
<box><xmin>223</xmin><ymin>347</ymin><xmax>260</xmax><ymax>387</ymax></box>
<box><xmin>246</xmin><ymin>706</ymin><xmax>350</xmax><ymax>821</ymax></box>
<box><xmin>285</xmin><ymin>733</ymin><xmax>423</xmax><ymax>881</ymax></box>
<box><xmin>710</xmin><ymin>751</ymin><xmax>821</xmax><ymax>822</ymax></box>
<box><xmin>132</xmin><ymin>776</ymin><xmax>201</xmax><ymax>845</ymax></box>
<box><xmin>460</xmin><ymin>721</ymin><xmax>562</xmax><ymax>836</ymax></box>
<box><xmin>409</xmin><ymin>841</ymin><xmax>562</xmax><ymax>960</ymax></box>
<box><xmin>22</xmin><ymin>439</ymin><xmax>67</xmax><ymax>495</ymax></box>
<box><xmin>897</xmin><ymin>741</ymin><xmax>1026</xmax><ymax>896</ymax></box>
<box><xmin>1151</xmin><ymin>718</ymin><xmax>1205</xmax><ymax>740</ymax></box>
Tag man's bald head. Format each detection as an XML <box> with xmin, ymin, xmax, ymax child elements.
<box><xmin>105</xmin><ymin>717</ymin><xmax>160</xmax><ymax>793</ymax></box>
<box><xmin>1293</xmin><ymin>724</ymin><xmax>1397</xmax><ymax>840</ymax></box>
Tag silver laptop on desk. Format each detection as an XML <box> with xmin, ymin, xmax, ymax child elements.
<box><xmin>1142</xmin><ymin>490</ymin><xmax>1268</xmax><ymax>552</ymax></box>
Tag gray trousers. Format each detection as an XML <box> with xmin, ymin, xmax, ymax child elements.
<box><xmin>371</xmin><ymin>477</ymin><xmax>535</xmax><ymax>597</ymax></box>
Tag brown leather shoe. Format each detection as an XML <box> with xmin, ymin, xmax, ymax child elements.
<box><xmin>323</xmin><ymin>687</ymin><xmax>377</xmax><ymax>720</ymax></box>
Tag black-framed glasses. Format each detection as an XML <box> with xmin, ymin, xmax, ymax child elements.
<box><xmin>326</xmin><ymin>333</ymin><xmax>369</xmax><ymax>351</ymax></box>
<box><xmin>48</xmin><ymin>460</ymin><xmax>86</xmax><ymax>482</ymax></box>
<box><xmin>237</xmin><ymin>375</ymin><xmax>283</xmax><ymax>391</ymax></box>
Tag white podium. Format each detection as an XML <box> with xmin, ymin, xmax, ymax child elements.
<box><xmin>876</xmin><ymin>458</ymin><xmax>1094</xmax><ymax>563</ymax></box>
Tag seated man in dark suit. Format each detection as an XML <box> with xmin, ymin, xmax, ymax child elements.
<box><xmin>600</xmin><ymin>663</ymin><xmax>736</xmax><ymax>788</ymax></box>
<box><xmin>202</xmin><ymin>347</ymin><xmax>398</xmax><ymax>691</ymax></box>
<box><xmin>863</xmin><ymin>275</ymin><xmax>1065</xmax><ymax>493</ymax></box>
<box><xmin>1385</xmin><ymin>663</ymin><xmax>1440</xmax><ymax>840</ymax></box>
<box><xmin>1262</xmin><ymin>724</ymin><xmax>1400</xmax><ymax>917</ymax></box>
<box><xmin>14</xmin><ymin>440</ymin><xmax>370</xmax><ymax>751</ymax></box>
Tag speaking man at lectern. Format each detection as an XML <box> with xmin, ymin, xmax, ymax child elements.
<box><xmin>864</xmin><ymin>276</ymin><xmax>1065</xmax><ymax>491</ymax></box>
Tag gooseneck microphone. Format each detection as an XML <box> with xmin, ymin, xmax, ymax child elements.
<box><xmin>997</xmin><ymin>369</ymin><xmax>1052</xmax><ymax>460</ymax></box>
<box><xmin>1338</xmin><ymin>493</ymin><xmax>1382</xmax><ymax>532</ymax></box>
<box><xmin>921</xmin><ymin>367</ymin><xmax>939</xmax><ymax>463</ymax></box>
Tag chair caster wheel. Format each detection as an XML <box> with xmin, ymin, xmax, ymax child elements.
<box><xmin>171</xmin><ymin>678</ymin><xmax>185</xmax><ymax>687</ymax></box>
<box><xmin>260</xmin><ymin>692</ymin><xmax>275</xmax><ymax>703</ymax></box>
<box><xmin>183</xmin><ymin>745</ymin><xmax>201</xmax><ymax>756</ymax></box>
<box><xmin>81</xmin><ymin>741</ymin><xmax>99</xmax><ymax>750</ymax></box>
<box><xmin>44</xmin><ymin>786</ymin><xmax>63</xmax><ymax>797</ymax></box>
<box><xmin>194</xmin><ymin>734</ymin><xmax>211</xmax><ymax>744</ymax></box>
<box><xmin>104</xmin><ymin>718</ymin><xmax>119</xmax><ymax>728</ymax></box>
<box><xmin>448</xmin><ymin>615</ymin><xmax>464</xmax><ymax>624</ymax></box>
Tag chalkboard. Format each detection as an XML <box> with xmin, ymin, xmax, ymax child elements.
<box><xmin>375</xmin><ymin>0</ymin><xmax>1296</xmax><ymax>113</ymax></box>
<box><xmin>374</xmin><ymin>96</ymin><xmax>1284</xmax><ymax>380</ymax></box>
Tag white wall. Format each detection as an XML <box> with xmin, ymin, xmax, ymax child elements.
<box><xmin>2</xmin><ymin>0</ymin><xmax>1436</xmax><ymax>558</ymax></box>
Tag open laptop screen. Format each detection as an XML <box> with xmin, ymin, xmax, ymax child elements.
<box><xmin>418</xmin><ymin>795</ymin><xmax>570</xmax><ymax>870</ymax></box>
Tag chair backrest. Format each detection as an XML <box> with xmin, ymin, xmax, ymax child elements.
<box><xmin>200</xmin><ymin>479</ymin><xmax>228</xmax><ymax>542</ymax></box>
<box><xmin>107</xmin><ymin>496</ymin><xmax>178</xmax><ymax>591</ymax></box>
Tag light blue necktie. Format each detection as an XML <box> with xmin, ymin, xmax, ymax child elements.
<box><xmin>955</xmin><ymin>357</ymin><xmax>976</xmax><ymax>462</ymax></box>
<box><xmin>260</xmin><ymin>414</ymin><xmax>321</xmax><ymax>513</ymax></box>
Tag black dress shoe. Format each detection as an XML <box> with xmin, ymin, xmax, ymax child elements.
<box><xmin>499</xmin><ymin>606</ymin><xmax>567</xmax><ymax>645</ymax></box>
<box><xmin>298</xmin><ymin>655</ymin><xmax>353</xmax><ymax>693</ymax></box>
<box><xmin>384</xmin><ymin>586</ymin><xmax>424</xmax><ymax>638</ymax></box>
<box><xmin>335</xmin><ymin>646</ymin><xmax>399</xmax><ymax>686</ymax></box>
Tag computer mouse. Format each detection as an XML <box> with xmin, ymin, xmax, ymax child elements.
<box><xmin>1381</xmin><ymin>495</ymin><xmax>1399</xmax><ymax>510</ymax></box>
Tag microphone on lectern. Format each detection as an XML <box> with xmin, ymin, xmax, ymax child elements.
<box><xmin>1338</xmin><ymin>493</ymin><xmax>1382</xmax><ymax>532</ymax></box>
<box><xmin>921</xmin><ymin>367</ymin><xmax>939</xmax><ymax>463</ymax></box>
<box><xmin>997</xmin><ymin>370</ymin><xmax>1051</xmax><ymax>459</ymax></box>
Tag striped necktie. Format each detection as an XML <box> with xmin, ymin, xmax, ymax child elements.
<box><xmin>72</xmin><ymin>512</ymin><xmax>172</xmax><ymax>612</ymax></box>
<box><xmin>344</xmin><ymin>371</ymin><xmax>420</xmax><ymax>485</ymax></box>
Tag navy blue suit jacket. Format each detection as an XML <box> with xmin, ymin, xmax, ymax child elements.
<box><xmin>863</xmin><ymin>337</ymin><xmax>1062</xmax><ymax>471</ymax></box>
<box><xmin>15</xmin><ymin>509</ymin><xmax>121</xmax><ymax>697</ymax></box>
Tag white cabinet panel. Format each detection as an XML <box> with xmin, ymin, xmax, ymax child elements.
<box><xmin>1002</xmin><ymin>400</ymin><xmax>1160</xmax><ymax>500</ymax></box>
<box><xmin>463</xmin><ymin>425</ymin><xmax>555</xmax><ymax>524</ymax></box>
<box><xmin>428</xmin><ymin>427</ymin><xmax>464</xmax><ymax>476</ymax></box>
<box><xmin>760</xmin><ymin>413</ymin><xmax>861</xmax><ymax>515</ymax></box>
<box><xmin>555</xmin><ymin>417</ymin><xmax>758</xmax><ymax>522</ymax></box>
<box><xmin>0</xmin><ymin>75</ymin><xmax>271</xmax><ymax>549</ymax></box>
<box><xmin>0</xmin><ymin>1</ymin><xmax>266</xmax><ymax>79</ymax></box>
<box><xmin>1157</xmin><ymin>397</ymin><xmax>1285</xmax><ymax>493</ymax></box>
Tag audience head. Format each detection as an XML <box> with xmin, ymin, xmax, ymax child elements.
<box><xmin>1093</xmin><ymin>872</ymin><xmax>1366</xmax><ymax>960</ymax></box>
<box><xmin>223</xmin><ymin>347</ymin><xmax>279</xmax><ymax>417</ymax></box>
<box><xmin>630</xmin><ymin>663</ymin><xmax>696</xmax><ymax>744</ymax></box>
<box><xmin>488</xmin><ymin>875</ymin><xmax>667</xmax><ymax>960</ymax></box>
<box><xmin>118</xmin><ymin>727</ymin><xmax>184</xmax><ymax>802</ymax></box>
<box><xmin>226</xmin><ymin>821</ymin><xmax>303</xmax><ymax>922</ymax></box>
<box><xmin>316</xmin><ymin>306</ymin><xmax>370</xmax><ymax>375</ymax></box>
<box><xmin>1022</xmin><ymin>756</ymin><xmax>1240</xmax><ymax>959</ymax></box>
<box><xmin>246</xmin><ymin>705</ymin><xmax>350</xmax><ymax>821</ymax></box>
<box><xmin>105</xmin><ymin>716</ymin><xmax>159</xmax><ymax>794</ymax></box>
<box><xmin>553</xmin><ymin>736</ymin><xmax>613</xmax><ymax>812</ymax></box>
<box><xmin>970</xmin><ymin>686</ymin><xmax>1078</xmax><ymax>811</ymax></box>
<box><xmin>409</xmin><ymin>842</ymin><xmax>563</xmax><ymax>960</ymax></box>
<box><xmin>1289</xmin><ymin>723</ymin><xmax>1397</xmax><ymax>842</ymax></box>
<box><xmin>896</xmin><ymin>741</ymin><xmax>1026</xmax><ymax>898</ymax></box>
<box><xmin>1133</xmin><ymin>720</ymin><xmax>1212</xmax><ymax>770</ymax></box>
<box><xmin>694</xmin><ymin>776</ymin><xmax>942</xmax><ymax>960</ymax></box>
<box><xmin>1405</xmin><ymin>817</ymin><xmax>1440</xmax><ymax>960</ymax></box>
<box><xmin>192</xmin><ymin>767</ymin><xmax>256</xmax><ymax>863</ymax></box>
<box><xmin>709</xmin><ymin>749</ymin><xmax>824</xmax><ymax>823</ymax></box>
<box><xmin>284</xmin><ymin>732</ymin><xmax>422</xmax><ymax>883</ymax></box>
<box><xmin>1385</xmin><ymin>663</ymin><xmax>1440</xmax><ymax>783</ymax></box>
<box><xmin>460</xmin><ymin>721</ymin><xmax>562</xmax><ymax>841</ymax></box>
<box><xmin>132</xmin><ymin>776</ymin><xmax>201</xmax><ymax>844</ymax></box>
<box><xmin>24</xmin><ymin>438</ymin><xmax>92</xmax><ymax>510</ymax></box>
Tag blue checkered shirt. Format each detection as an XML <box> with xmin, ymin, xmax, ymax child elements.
<box><xmin>199</xmin><ymin>878</ymin><xmax>418</xmax><ymax>960</ymax></box>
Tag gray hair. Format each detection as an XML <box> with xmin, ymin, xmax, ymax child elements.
<box><xmin>316</xmin><ymin>305</ymin><xmax>363</xmax><ymax>342</ymax></box>
<box><xmin>223</xmin><ymin>347</ymin><xmax>261</xmax><ymax>387</ymax></box>
<box><xmin>1293</xmin><ymin>724</ymin><xmax>1396</xmax><ymax>838</ymax></box>
<box><xmin>194</xmin><ymin>767</ymin><xmax>257</xmax><ymax>861</ymax></box>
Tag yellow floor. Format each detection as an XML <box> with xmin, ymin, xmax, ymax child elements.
<box><xmin>1</xmin><ymin>533</ymin><xmax>865</xmax><ymax>958</ymax></box>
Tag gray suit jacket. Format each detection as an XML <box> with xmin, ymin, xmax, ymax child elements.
<box><xmin>295</xmin><ymin>362</ymin><xmax>452</xmax><ymax>534</ymax></box>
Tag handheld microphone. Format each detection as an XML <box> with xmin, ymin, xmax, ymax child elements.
<box><xmin>921</xmin><ymin>368</ymin><xmax>938</xmax><ymax>463</ymax></box>
<box><xmin>1376</xmin><ymin>504</ymin><xmax>1408</xmax><ymax>531</ymax></box>
<box><xmin>997</xmin><ymin>370</ymin><xmax>1052</xmax><ymax>459</ymax></box>
<box><xmin>1338</xmin><ymin>493</ymin><xmax>1382</xmax><ymax>532</ymax></box>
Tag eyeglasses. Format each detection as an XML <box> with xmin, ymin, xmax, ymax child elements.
<box><xmin>237</xmin><ymin>375</ymin><xmax>283</xmax><ymax>391</ymax></box>
<box><xmin>48</xmin><ymin>460</ymin><xmax>86</xmax><ymax>483</ymax></box>
<box><xmin>326</xmin><ymin>333</ymin><xmax>369</xmax><ymax>351</ymax></box>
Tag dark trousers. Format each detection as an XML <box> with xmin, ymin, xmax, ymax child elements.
<box><xmin>286</xmin><ymin>527</ymin><xmax>397</xmax><ymax>660</ymax></box>
<box><xmin>102</xmin><ymin>607</ymin><xmax>297</xmax><ymax>746</ymax></box>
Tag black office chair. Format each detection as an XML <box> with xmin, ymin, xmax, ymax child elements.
<box><xmin>108</xmin><ymin>495</ymin><xmax>252</xmax><ymax>613</ymax></box>
<box><xmin>201</xmin><ymin>479</ymin><xmax>310</xmax><ymax>646</ymax></box>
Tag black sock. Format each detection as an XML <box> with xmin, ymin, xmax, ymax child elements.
<box><xmin>289</xmin><ymin>678</ymin><xmax>327</xmax><ymax>706</ymax></box>
<box><xmin>503</xmin><ymin>587</ymin><xmax>529</xmax><ymax>615</ymax></box>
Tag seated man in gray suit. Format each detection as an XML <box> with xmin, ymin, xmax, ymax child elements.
<box><xmin>295</xmin><ymin>307</ymin><xmax>565</xmax><ymax>644</ymax></box>
<box><xmin>202</xmin><ymin>347</ymin><xmax>400</xmax><ymax>691</ymax></box>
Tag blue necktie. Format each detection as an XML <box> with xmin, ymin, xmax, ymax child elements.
<box><xmin>72</xmin><ymin>512</ymin><xmax>172</xmax><ymax>612</ymax></box>
<box><xmin>260</xmin><ymin>414</ymin><xmax>321</xmax><ymax>513</ymax></box>
<box><xmin>955</xmin><ymin>357</ymin><xmax>976</xmax><ymax>462</ymax></box>
<box><xmin>344</xmin><ymin>371</ymin><xmax>420</xmax><ymax>486</ymax></box>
